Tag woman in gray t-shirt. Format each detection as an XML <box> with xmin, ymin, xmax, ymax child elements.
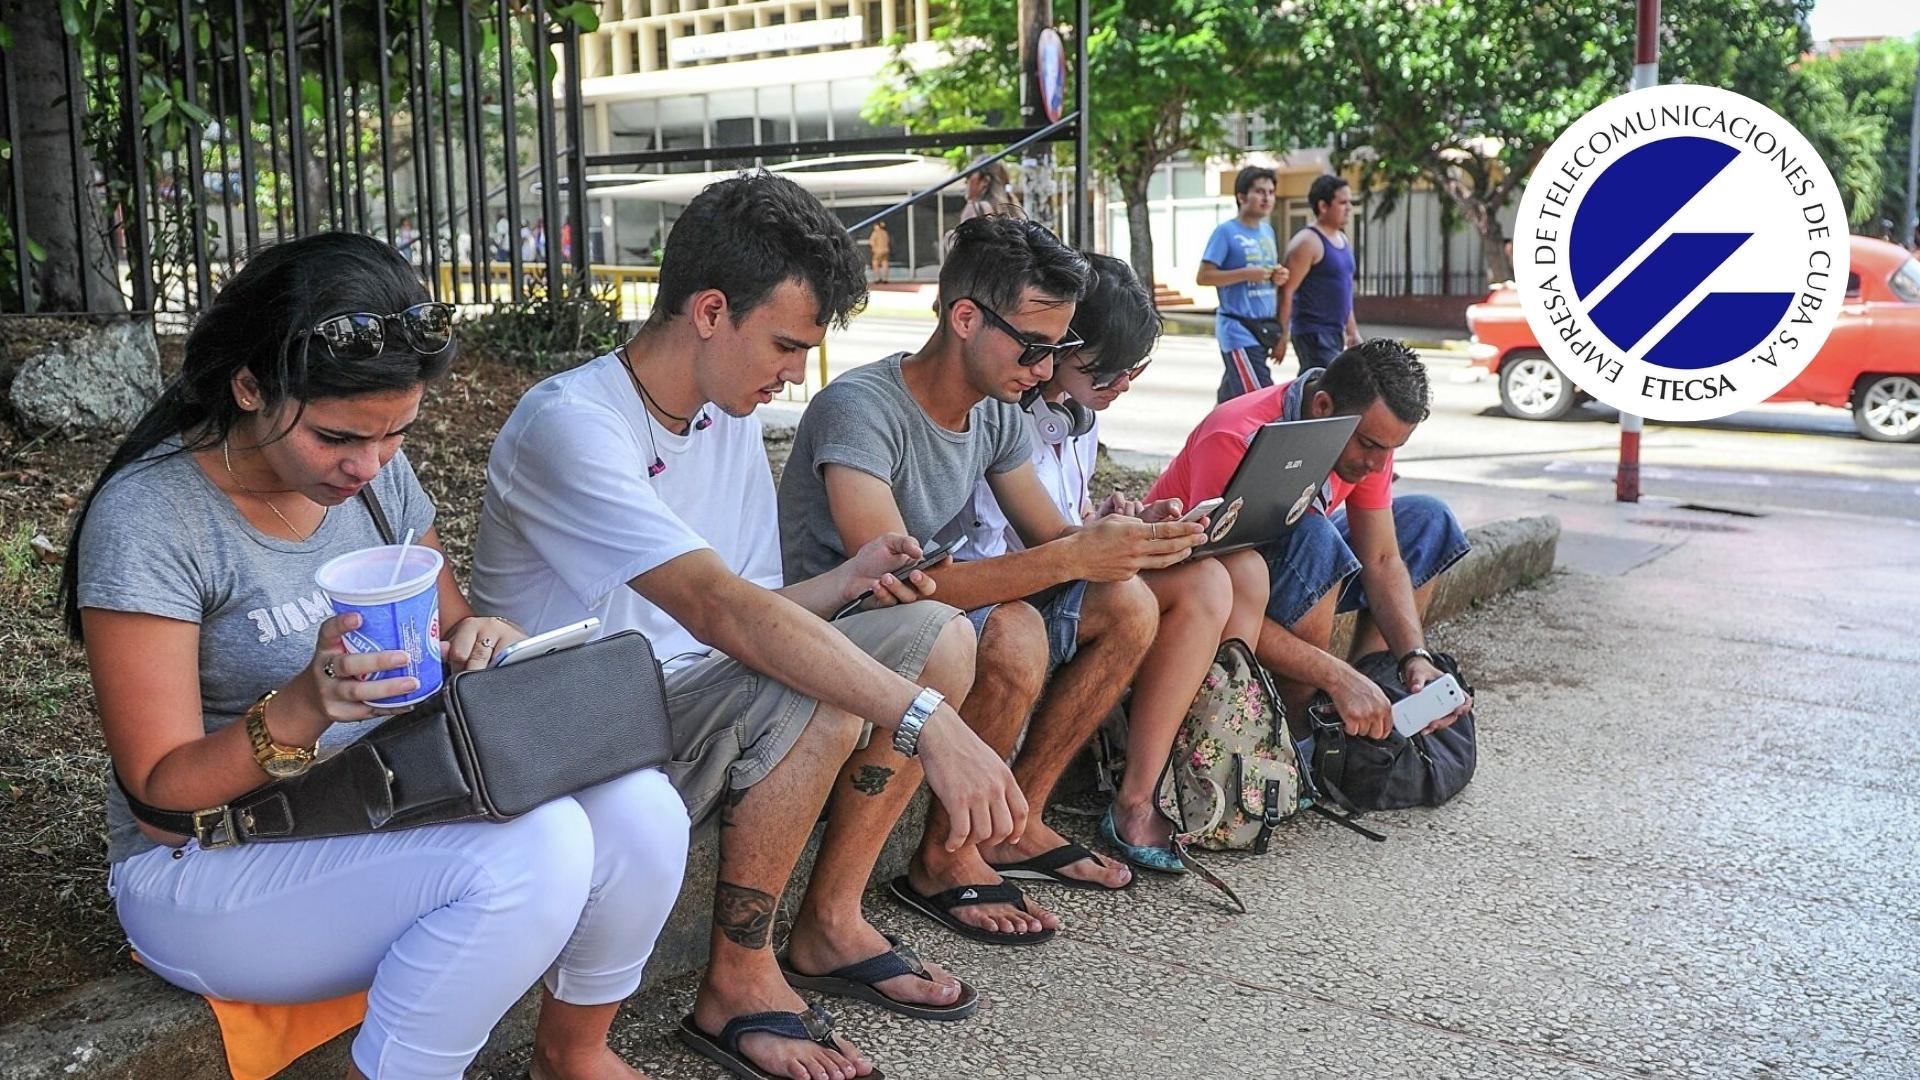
<box><xmin>61</xmin><ymin>233</ymin><xmax>688</xmax><ymax>1080</ymax></box>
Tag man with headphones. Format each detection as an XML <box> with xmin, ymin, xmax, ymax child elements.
<box><xmin>780</xmin><ymin>219</ymin><xmax>1208</xmax><ymax>946</ymax></box>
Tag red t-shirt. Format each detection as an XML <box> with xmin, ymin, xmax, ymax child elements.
<box><xmin>1147</xmin><ymin>380</ymin><xmax>1393</xmax><ymax>513</ymax></box>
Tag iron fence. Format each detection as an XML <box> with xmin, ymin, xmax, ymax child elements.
<box><xmin>0</xmin><ymin>0</ymin><xmax>597</xmax><ymax>322</ymax></box>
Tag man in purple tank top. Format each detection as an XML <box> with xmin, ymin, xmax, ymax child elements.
<box><xmin>1279</xmin><ymin>174</ymin><xmax>1362</xmax><ymax>373</ymax></box>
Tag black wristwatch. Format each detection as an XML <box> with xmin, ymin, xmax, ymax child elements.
<box><xmin>1396</xmin><ymin>648</ymin><xmax>1436</xmax><ymax>675</ymax></box>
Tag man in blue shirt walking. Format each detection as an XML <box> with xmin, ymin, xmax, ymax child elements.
<box><xmin>1279</xmin><ymin>174</ymin><xmax>1362</xmax><ymax>374</ymax></box>
<box><xmin>1197</xmin><ymin>166</ymin><xmax>1290</xmax><ymax>402</ymax></box>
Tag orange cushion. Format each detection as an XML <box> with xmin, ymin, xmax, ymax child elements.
<box><xmin>133</xmin><ymin>953</ymin><xmax>368</xmax><ymax>1080</ymax></box>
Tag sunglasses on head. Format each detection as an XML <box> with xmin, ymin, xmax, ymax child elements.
<box><xmin>964</xmin><ymin>297</ymin><xmax>1085</xmax><ymax>368</ymax></box>
<box><xmin>1087</xmin><ymin>357</ymin><xmax>1152</xmax><ymax>391</ymax></box>
<box><xmin>306</xmin><ymin>302</ymin><xmax>455</xmax><ymax>360</ymax></box>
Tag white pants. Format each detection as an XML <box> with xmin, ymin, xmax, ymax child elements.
<box><xmin>109</xmin><ymin>768</ymin><xmax>689</xmax><ymax>1080</ymax></box>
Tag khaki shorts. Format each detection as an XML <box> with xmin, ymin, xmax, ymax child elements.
<box><xmin>661</xmin><ymin>601</ymin><xmax>961</xmax><ymax>825</ymax></box>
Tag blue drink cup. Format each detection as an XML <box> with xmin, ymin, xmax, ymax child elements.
<box><xmin>314</xmin><ymin>545</ymin><xmax>445</xmax><ymax>708</ymax></box>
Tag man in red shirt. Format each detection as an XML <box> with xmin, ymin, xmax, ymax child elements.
<box><xmin>1149</xmin><ymin>339</ymin><xmax>1472</xmax><ymax>739</ymax></box>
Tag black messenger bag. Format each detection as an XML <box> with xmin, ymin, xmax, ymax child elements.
<box><xmin>122</xmin><ymin>629</ymin><xmax>673</xmax><ymax>848</ymax></box>
<box><xmin>1306</xmin><ymin>650</ymin><xmax>1477</xmax><ymax>813</ymax></box>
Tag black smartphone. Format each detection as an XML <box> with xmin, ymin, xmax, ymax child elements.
<box><xmin>831</xmin><ymin>539</ymin><xmax>958</xmax><ymax>620</ymax></box>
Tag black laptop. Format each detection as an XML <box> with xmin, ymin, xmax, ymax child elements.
<box><xmin>1192</xmin><ymin>414</ymin><xmax>1361</xmax><ymax>557</ymax></box>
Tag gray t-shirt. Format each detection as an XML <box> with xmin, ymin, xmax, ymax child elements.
<box><xmin>77</xmin><ymin>441</ymin><xmax>435</xmax><ymax>864</ymax></box>
<box><xmin>779</xmin><ymin>353</ymin><xmax>1031</xmax><ymax>582</ymax></box>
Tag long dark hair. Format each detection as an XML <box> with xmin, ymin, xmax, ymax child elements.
<box><xmin>60</xmin><ymin>232</ymin><xmax>454</xmax><ymax>641</ymax></box>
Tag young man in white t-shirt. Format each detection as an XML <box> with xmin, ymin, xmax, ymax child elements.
<box><xmin>471</xmin><ymin>174</ymin><xmax>1023</xmax><ymax>1080</ymax></box>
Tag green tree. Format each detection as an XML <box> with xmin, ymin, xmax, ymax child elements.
<box><xmin>1288</xmin><ymin>0</ymin><xmax>1814</xmax><ymax>284</ymax></box>
<box><xmin>1786</xmin><ymin>36</ymin><xmax>1917</xmax><ymax>234</ymax></box>
<box><xmin>865</xmin><ymin>0</ymin><xmax>1300</xmax><ymax>291</ymax></box>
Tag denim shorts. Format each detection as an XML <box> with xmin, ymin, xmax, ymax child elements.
<box><xmin>1290</xmin><ymin>329</ymin><xmax>1347</xmax><ymax>373</ymax></box>
<box><xmin>965</xmin><ymin>578</ymin><xmax>1090</xmax><ymax>671</ymax></box>
<box><xmin>1261</xmin><ymin>494</ymin><xmax>1470</xmax><ymax>627</ymax></box>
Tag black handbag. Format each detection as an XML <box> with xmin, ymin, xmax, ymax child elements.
<box><xmin>1306</xmin><ymin>650</ymin><xmax>1477</xmax><ymax>813</ymax></box>
<box><xmin>122</xmin><ymin>629</ymin><xmax>674</xmax><ymax>848</ymax></box>
<box><xmin>120</xmin><ymin>486</ymin><xmax>673</xmax><ymax>848</ymax></box>
<box><xmin>1223</xmin><ymin>312</ymin><xmax>1286</xmax><ymax>353</ymax></box>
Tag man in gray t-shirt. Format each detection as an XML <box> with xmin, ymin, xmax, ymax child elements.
<box><xmin>779</xmin><ymin>216</ymin><xmax>1206</xmax><ymax>943</ymax></box>
<box><xmin>780</xmin><ymin>352</ymin><xmax>1029</xmax><ymax>582</ymax></box>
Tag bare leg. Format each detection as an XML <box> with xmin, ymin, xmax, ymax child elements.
<box><xmin>787</xmin><ymin>616</ymin><xmax>976</xmax><ymax>1008</ymax></box>
<box><xmin>979</xmin><ymin>577</ymin><xmax>1157</xmax><ymax>887</ymax></box>
<box><xmin>1347</xmin><ymin>575</ymin><xmax>1439</xmax><ymax>661</ymax></box>
<box><xmin>909</xmin><ymin>603</ymin><xmax>1057</xmax><ymax>936</ymax></box>
<box><xmin>531</xmin><ymin>993</ymin><xmax>649</xmax><ymax>1080</ymax></box>
<box><xmin>691</xmin><ymin>705</ymin><xmax>874</xmax><ymax>1080</ymax></box>
<box><xmin>1111</xmin><ymin>560</ymin><xmax>1232</xmax><ymax>849</ymax></box>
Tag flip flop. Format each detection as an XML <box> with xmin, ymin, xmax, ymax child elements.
<box><xmin>988</xmin><ymin>840</ymin><xmax>1135</xmax><ymax>890</ymax></box>
<box><xmin>886</xmin><ymin>876</ymin><xmax>1057</xmax><ymax>946</ymax></box>
<box><xmin>677</xmin><ymin>1006</ymin><xmax>885</xmax><ymax>1080</ymax></box>
<box><xmin>779</xmin><ymin>932</ymin><xmax>980</xmax><ymax>1021</ymax></box>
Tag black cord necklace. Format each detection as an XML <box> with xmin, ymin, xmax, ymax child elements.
<box><xmin>618</xmin><ymin>344</ymin><xmax>694</xmax><ymax>432</ymax></box>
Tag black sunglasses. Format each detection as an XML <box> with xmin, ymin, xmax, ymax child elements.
<box><xmin>964</xmin><ymin>297</ymin><xmax>1085</xmax><ymax>368</ymax></box>
<box><xmin>1087</xmin><ymin>358</ymin><xmax>1152</xmax><ymax>390</ymax></box>
<box><xmin>307</xmin><ymin>302</ymin><xmax>455</xmax><ymax>360</ymax></box>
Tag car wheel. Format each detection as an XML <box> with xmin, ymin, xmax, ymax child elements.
<box><xmin>1852</xmin><ymin>374</ymin><xmax>1920</xmax><ymax>443</ymax></box>
<box><xmin>1499</xmin><ymin>353</ymin><xmax>1580</xmax><ymax>420</ymax></box>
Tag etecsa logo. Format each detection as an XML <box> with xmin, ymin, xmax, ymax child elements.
<box><xmin>1513</xmin><ymin>84</ymin><xmax>1849</xmax><ymax>421</ymax></box>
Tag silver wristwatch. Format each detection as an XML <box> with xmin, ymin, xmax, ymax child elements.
<box><xmin>892</xmin><ymin>687</ymin><xmax>945</xmax><ymax>758</ymax></box>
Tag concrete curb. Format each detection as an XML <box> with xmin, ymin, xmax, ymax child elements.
<box><xmin>0</xmin><ymin>515</ymin><xmax>1557</xmax><ymax>1080</ymax></box>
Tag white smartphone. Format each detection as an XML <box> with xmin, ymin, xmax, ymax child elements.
<box><xmin>492</xmin><ymin>617</ymin><xmax>601</xmax><ymax>668</ymax></box>
<box><xmin>1391</xmin><ymin>673</ymin><xmax>1465</xmax><ymax>738</ymax></box>
<box><xmin>1176</xmin><ymin>497</ymin><xmax>1225</xmax><ymax>524</ymax></box>
<box><xmin>832</xmin><ymin>539</ymin><xmax>957</xmax><ymax>621</ymax></box>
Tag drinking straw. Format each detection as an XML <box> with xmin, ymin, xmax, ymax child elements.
<box><xmin>385</xmin><ymin>528</ymin><xmax>417</xmax><ymax>588</ymax></box>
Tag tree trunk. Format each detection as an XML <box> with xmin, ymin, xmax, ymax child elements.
<box><xmin>1427</xmin><ymin>162</ymin><xmax>1513</xmax><ymax>287</ymax></box>
<box><xmin>1118</xmin><ymin>168</ymin><xmax>1155</xmax><ymax>294</ymax></box>
<box><xmin>14</xmin><ymin>3</ymin><xmax>126</xmax><ymax>312</ymax></box>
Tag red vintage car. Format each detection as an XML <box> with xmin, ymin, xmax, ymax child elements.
<box><xmin>1465</xmin><ymin>234</ymin><xmax>1920</xmax><ymax>442</ymax></box>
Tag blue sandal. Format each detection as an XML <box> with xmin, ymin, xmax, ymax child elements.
<box><xmin>678</xmin><ymin>1006</ymin><xmax>883</xmax><ymax>1080</ymax></box>
<box><xmin>1100</xmin><ymin>806</ymin><xmax>1187</xmax><ymax>874</ymax></box>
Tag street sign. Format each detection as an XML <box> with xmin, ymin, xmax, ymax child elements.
<box><xmin>1037</xmin><ymin>28</ymin><xmax>1067</xmax><ymax>124</ymax></box>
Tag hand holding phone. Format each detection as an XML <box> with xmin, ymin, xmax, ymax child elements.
<box><xmin>492</xmin><ymin>618</ymin><xmax>600</xmax><ymax>668</ymax></box>
<box><xmin>1177</xmin><ymin>497</ymin><xmax>1225</xmax><ymax>524</ymax></box>
<box><xmin>832</xmin><ymin>539</ymin><xmax>956</xmax><ymax>621</ymax></box>
<box><xmin>1390</xmin><ymin>673</ymin><xmax>1465</xmax><ymax>738</ymax></box>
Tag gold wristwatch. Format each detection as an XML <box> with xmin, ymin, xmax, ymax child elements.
<box><xmin>245</xmin><ymin>690</ymin><xmax>316</xmax><ymax>778</ymax></box>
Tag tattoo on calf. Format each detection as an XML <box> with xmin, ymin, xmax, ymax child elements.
<box><xmin>851</xmin><ymin>765</ymin><xmax>894</xmax><ymax>796</ymax></box>
<box><xmin>714</xmin><ymin>881</ymin><xmax>776</xmax><ymax>949</ymax></box>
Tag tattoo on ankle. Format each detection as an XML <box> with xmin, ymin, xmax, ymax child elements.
<box><xmin>714</xmin><ymin>881</ymin><xmax>776</xmax><ymax>949</ymax></box>
<box><xmin>851</xmin><ymin>764</ymin><xmax>894</xmax><ymax>796</ymax></box>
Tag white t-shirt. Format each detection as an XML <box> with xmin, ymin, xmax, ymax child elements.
<box><xmin>470</xmin><ymin>351</ymin><xmax>783</xmax><ymax>672</ymax></box>
<box><xmin>951</xmin><ymin>410</ymin><xmax>1098</xmax><ymax>561</ymax></box>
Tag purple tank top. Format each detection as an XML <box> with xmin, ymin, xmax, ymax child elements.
<box><xmin>1290</xmin><ymin>226</ymin><xmax>1354</xmax><ymax>335</ymax></box>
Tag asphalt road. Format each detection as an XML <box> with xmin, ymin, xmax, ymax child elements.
<box><xmin>815</xmin><ymin>314</ymin><xmax>1920</xmax><ymax>524</ymax></box>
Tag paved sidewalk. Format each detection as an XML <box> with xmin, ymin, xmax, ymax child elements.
<box><xmin>474</xmin><ymin>483</ymin><xmax>1918</xmax><ymax>1079</ymax></box>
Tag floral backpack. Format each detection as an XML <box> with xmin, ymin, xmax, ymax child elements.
<box><xmin>1155</xmin><ymin>639</ymin><xmax>1301</xmax><ymax>856</ymax></box>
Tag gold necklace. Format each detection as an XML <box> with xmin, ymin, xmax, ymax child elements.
<box><xmin>222</xmin><ymin>439</ymin><xmax>322</xmax><ymax>542</ymax></box>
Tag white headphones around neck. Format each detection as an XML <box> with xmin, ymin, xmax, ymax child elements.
<box><xmin>1022</xmin><ymin>388</ymin><xmax>1095</xmax><ymax>445</ymax></box>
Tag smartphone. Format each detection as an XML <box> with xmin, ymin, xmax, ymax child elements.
<box><xmin>1391</xmin><ymin>673</ymin><xmax>1465</xmax><ymax>738</ymax></box>
<box><xmin>492</xmin><ymin>618</ymin><xmax>601</xmax><ymax>668</ymax></box>
<box><xmin>1176</xmin><ymin>497</ymin><xmax>1226</xmax><ymax>524</ymax></box>
<box><xmin>832</xmin><ymin>539</ymin><xmax>957</xmax><ymax>621</ymax></box>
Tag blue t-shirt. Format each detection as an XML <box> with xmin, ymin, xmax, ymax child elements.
<box><xmin>1204</xmin><ymin>218</ymin><xmax>1279</xmax><ymax>352</ymax></box>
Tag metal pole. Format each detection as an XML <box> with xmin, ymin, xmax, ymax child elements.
<box><xmin>1</xmin><ymin>48</ymin><xmax>29</xmax><ymax>310</ymax></box>
<box><xmin>562</xmin><ymin>21</ymin><xmax>590</xmax><ymax>294</ymax></box>
<box><xmin>232</xmin><ymin>0</ymin><xmax>260</xmax><ymax>250</ymax></box>
<box><xmin>1617</xmin><ymin>0</ymin><xmax>1658</xmax><ymax>504</ymax></box>
<box><xmin>500</xmin><ymin>0</ymin><xmax>526</xmax><ymax>303</ymax></box>
<box><xmin>531</xmin><ymin>0</ymin><xmax>563</xmax><ymax>297</ymax></box>
<box><xmin>458</xmin><ymin>8</ymin><xmax>489</xmax><ymax>301</ymax></box>
<box><xmin>281</xmin><ymin>0</ymin><xmax>307</xmax><ymax>234</ymax></box>
<box><xmin>1905</xmin><ymin>48</ymin><xmax>1919</xmax><ymax>251</ymax></box>
<box><xmin>437</xmin><ymin>43</ymin><xmax>461</xmax><ymax>301</ymax></box>
<box><xmin>376</xmin><ymin>1</ymin><xmax>394</xmax><ymax>241</ymax></box>
<box><xmin>177</xmin><ymin>0</ymin><xmax>211</xmax><ymax>308</ymax></box>
<box><xmin>1073</xmin><ymin>0</ymin><xmax>1089</xmax><ymax>250</ymax></box>
<box><xmin>60</xmin><ymin>31</ymin><xmax>92</xmax><ymax>311</ymax></box>
<box><xmin>120</xmin><ymin>2</ymin><xmax>153</xmax><ymax>311</ymax></box>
